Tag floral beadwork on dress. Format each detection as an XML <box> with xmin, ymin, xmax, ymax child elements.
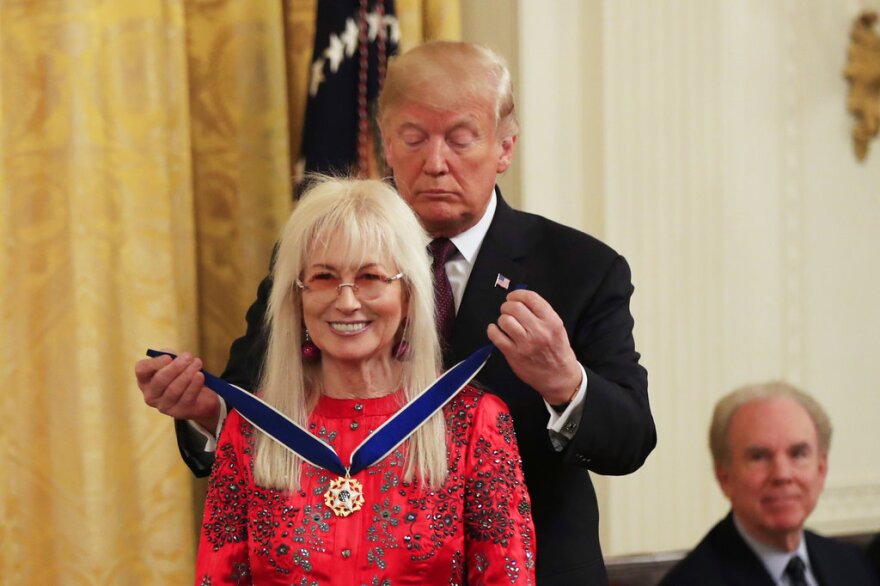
<box><xmin>195</xmin><ymin>387</ymin><xmax>536</xmax><ymax>585</ymax></box>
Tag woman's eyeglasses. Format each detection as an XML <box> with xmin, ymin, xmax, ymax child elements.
<box><xmin>296</xmin><ymin>271</ymin><xmax>404</xmax><ymax>301</ymax></box>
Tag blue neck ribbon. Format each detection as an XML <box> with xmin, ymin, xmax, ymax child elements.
<box><xmin>146</xmin><ymin>345</ymin><xmax>493</xmax><ymax>477</ymax></box>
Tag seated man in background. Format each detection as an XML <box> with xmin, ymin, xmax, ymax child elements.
<box><xmin>661</xmin><ymin>381</ymin><xmax>879</xmax><ymax>586</ymax></box>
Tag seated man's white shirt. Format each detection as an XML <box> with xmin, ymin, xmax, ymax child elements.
<box><xmin>734</xmin><ymin>514</ymin><xmax>819</xmax><ymax>586</ymax></box>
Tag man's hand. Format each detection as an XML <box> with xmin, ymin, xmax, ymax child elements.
<box><xmin>134</xmin><ymin>352</ymin><xmax>221</xmax><ymax>431</ymax></box>
<box><xmin>487</xmin><ymin>290</ymin><xmax>583</xmax><ymax>405</ymax></box>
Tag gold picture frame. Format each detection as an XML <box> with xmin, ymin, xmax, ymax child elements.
<box><xmin>844</xmin><ymin>11</ymin><xmax>880</xmax><ymax>161</ymax></box>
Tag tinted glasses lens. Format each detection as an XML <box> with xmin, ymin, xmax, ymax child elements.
<box><xmin>305</xmin><ymin>273</ymin><xmax>340</xmax><ymax>293</ymax></box>
<box><xmin>354</xmin><ymin>273</ymin><xmax>387</xmax><ymax>299</ymax></box>
<box><xmin>301</xmin><ymin>272</ymin><xmax>399</xmax><ymax>299</ymax></box>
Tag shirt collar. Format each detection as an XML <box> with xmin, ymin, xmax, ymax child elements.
<box><xmin>447</xmin><ymin>189</ymin><xmax>497</xmax><ymax>266</ymax></box>
<box><xmin>733</xmin><ymin>513</ymin><xmax>812</xmax><ymax>583</ymax></box>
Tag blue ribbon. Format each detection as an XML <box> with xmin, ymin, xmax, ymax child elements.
<box><xmin>146</xmin><ymin>345</ymin><xmax>492</xmax><ymax>477</ymax></box>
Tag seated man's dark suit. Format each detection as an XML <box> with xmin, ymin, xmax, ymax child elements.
<box><xmin>177</xmin><ymin>190</ymin><xmax>657</xmax><ymax>586</ymax></box>
<box><xmin>869</xmin><ymin>534</ymin><xmax>880</xmax><ymax>578</ymax></box>
<box><xmin>660</xmin><ymin>512</ymin><xmax>880</xmax><ymax>586</ymax></box>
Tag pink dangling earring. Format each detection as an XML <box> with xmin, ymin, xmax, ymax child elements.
<box><xmin>302</xmin><ymin>328</ymin><xmax>320</xmax><ymax>362</ymax></box>
<box><xmin>392</xmin><ymin>340</ymin><xmax>410</xmax><ymax>361</ymax></box>
<box><xmin>392</xmin><ymin>321</ymin><xmax>410</xmax><ymax>361</ymax></box>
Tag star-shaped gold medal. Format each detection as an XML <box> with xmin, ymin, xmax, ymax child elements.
<box><xmin>324</xmin><ymin>476</ymin><xmax>365</xmax><ymax>517</ymax></box>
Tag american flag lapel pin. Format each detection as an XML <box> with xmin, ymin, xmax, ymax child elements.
<box><xmin>494</xmin><ymin>273</ymin><xmax>511</xmax><ymax>290</ymax></box>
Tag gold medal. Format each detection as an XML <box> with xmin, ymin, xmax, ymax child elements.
<box><xmin>324</xmin><ymin>475</ymin><xmax>365</xmax><ymax>517</ymax></box>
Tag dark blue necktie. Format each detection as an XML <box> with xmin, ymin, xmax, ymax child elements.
<box><xmin>785</xmin><ymin>556</ymin><xmax>808</xmax><ymax>586</ymax></box>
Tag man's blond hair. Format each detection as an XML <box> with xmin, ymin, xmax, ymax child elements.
<box><xmin>378</xmin><ymin>41</ymin><xmax>518</xmax><ymax>139</ymax></box>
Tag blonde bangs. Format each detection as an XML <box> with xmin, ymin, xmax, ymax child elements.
<box><xmin>303</xmin><ymin>204</ymin><xmax>401</xmax><ymax>276</ymax></box>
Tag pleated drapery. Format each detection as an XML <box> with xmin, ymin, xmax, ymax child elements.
<box><xmin>0</xmin><ymin>0</ymin><xmax>459</xmax><ymax>582</ymax></box>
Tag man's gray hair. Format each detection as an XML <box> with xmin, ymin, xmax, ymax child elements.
<box><xmin>709</xmin><ymin>381</ymin><xmax>832</xmax><ymax>466</ymax></box>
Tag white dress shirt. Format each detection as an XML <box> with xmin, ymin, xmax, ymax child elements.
<box><xmin>734</xmin><ymin>514</ymin><xmax>819</xmax><ymax>586</ymax></box>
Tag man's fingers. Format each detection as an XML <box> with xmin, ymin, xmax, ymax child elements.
<box><xmin>154</xmin><ymin>356</ymin><xmax>203</xmax><ymax>414</ymax></box>
<box><xmin>499</xmin><ymin>298</ymin><xmax>531</xmax><ymax>320</ymax></box>
<box><xmin>498</xmin><ymin>301</ymin><xmax>544</xmax><ymax>344</ymax></box>
<box><xmin>499</xmin><ymin>302</ymin><xmax>562</xmax><ymax>347</ymax></box>
<box><xmin>134</xmin><ymin>355</ymin><xmax>171</xmax><ymax>385</ymax></box>
<box><xmin>503</xmin><ymin>292</ymin><xmax>568</xmax><ymax>341</ymax></box>
<box><xmin>175</xmin><ymin>370</ymin><xmax>207</xmax><ymax>409</ymax></box>
<box><xmin>496</xmin><ymin>312</ymin><xmax>528</xmax><ymax>341</ymax></box>
<box><xmin>487</xmin><ymin>323</ymin><xmax>514</xmax><ymax>352</ymax></box>
<box><xmin>151</xmin><ymin>352</ymin><xmax>194</xmax><ymax>390</ymax></box>
<box><xmin>505</xmin><ymin>289</ymin><xmax>556</xmax><ymax>319</ymax></box>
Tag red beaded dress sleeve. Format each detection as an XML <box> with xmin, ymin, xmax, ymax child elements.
<box><xmin>196</xmin><ymin>410</ymin><xmax>252</xmax><ymax>584</ymax></box>
<box><xmin>459</xmin><ymin>392</ymin><xmax>536</xmax><ymax>584</ymax></box>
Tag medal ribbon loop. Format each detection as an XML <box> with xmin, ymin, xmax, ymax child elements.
<box><xmin>146</xmin><ymin>344</ymin><xmax>493</xmax><ymax>477</ymax></box>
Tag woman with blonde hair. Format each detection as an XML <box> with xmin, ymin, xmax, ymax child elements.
<box><xmin>195</xmin><ymin>177</ymin><xmax>535</xmax><ymax>584</ymax></box>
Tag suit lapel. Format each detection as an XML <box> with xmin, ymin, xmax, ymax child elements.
<box><xmin>715</xmin><ymin>513</ymin><xmax>778</xmax><ymax>586</ymax></box>
<box><xmin>449</xmin><ymin>189</ymin><xmax>529</xmax><ymax>364</ymax></box>
<box><xmin>804</xmin><ymin>531</ymin><xmax>831</xmax><ymax>586</ymax></box>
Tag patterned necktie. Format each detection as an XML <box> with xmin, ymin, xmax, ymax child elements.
<box><xmin>429</xmin><ymin>238</ymin><xmax>457</xmax><ymax>351</ymax></box>
<box><xmin>784</xmin><ymin>555</ymin><xmax>808</xmax><ymax>586</ymax></box>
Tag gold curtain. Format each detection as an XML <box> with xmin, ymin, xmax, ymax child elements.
<box><xmin>0</xmin><ymin>0</ymin><xmax>458</xmax><ymax>583</ymax></box>
<box><xmin>397</xmin><ymin>0</ymin><xmax>462</xmax><ymax>52</ymax></box>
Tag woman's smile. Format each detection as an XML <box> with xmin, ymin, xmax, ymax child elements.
<box><xmin>329</xmin><ymin>321</ymin><xmax>370</xmax><ymax>334</ymax></box>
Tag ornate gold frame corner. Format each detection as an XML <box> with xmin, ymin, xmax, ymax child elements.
<box><xmin>844</xmin><ymin>11</ymin><xmax>880</xmax><ymax>161</ymax></box>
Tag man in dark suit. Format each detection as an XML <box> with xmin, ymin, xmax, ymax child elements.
<box><xmin>661</xmin><ymin>382</ymin><xmax>879</xmax><ymax>586</ymax></box>
<box><xmin>869</xmin><ymin>534</ymin><xmax>880</xmax><ymax>578</ymax></box>
<box><xmin>136</xmin><ymin>41</ymin><xmax>656</xmax><ymax>585</ymax></box>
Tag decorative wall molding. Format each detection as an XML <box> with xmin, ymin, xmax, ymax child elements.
<box><xmin>812</xmin><ymin>479</ymin><xmax>880</xmax><ymax>533</ymax></box>
<box><xmin>780</xmin><ymin>0</ymin><xmax>806</xmax><ymax>388</ymax></box>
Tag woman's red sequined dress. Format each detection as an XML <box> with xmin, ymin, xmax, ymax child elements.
<box><xmin>195</xmin><ymin>386</ymin><xmax>536</xmax><ymax>585</ymax></box>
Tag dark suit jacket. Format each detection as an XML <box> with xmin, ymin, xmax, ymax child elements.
<box><xmin>869</xmin><ymin>534</ymin><xmax>880</xmax><ymax>578</ymax></box>
<box><xmin>660</xmin><ymin>513</ymin><xmax>880</xmax><ymax>586</ymax></box>
<box><xmin>177</xmin><ymin>190</ymin><xmax>656</xmax><ymax>585</ymax></box>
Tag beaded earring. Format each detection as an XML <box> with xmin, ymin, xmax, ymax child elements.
<box><xmin>301</xmin><ymin>328</ymin><xmax>321</xmax><ymax>362</ymax></box>
<box><xmin>392</xmin><ymin>321</ymin><xmax>410</xmax><ymax>361</ymax></box>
